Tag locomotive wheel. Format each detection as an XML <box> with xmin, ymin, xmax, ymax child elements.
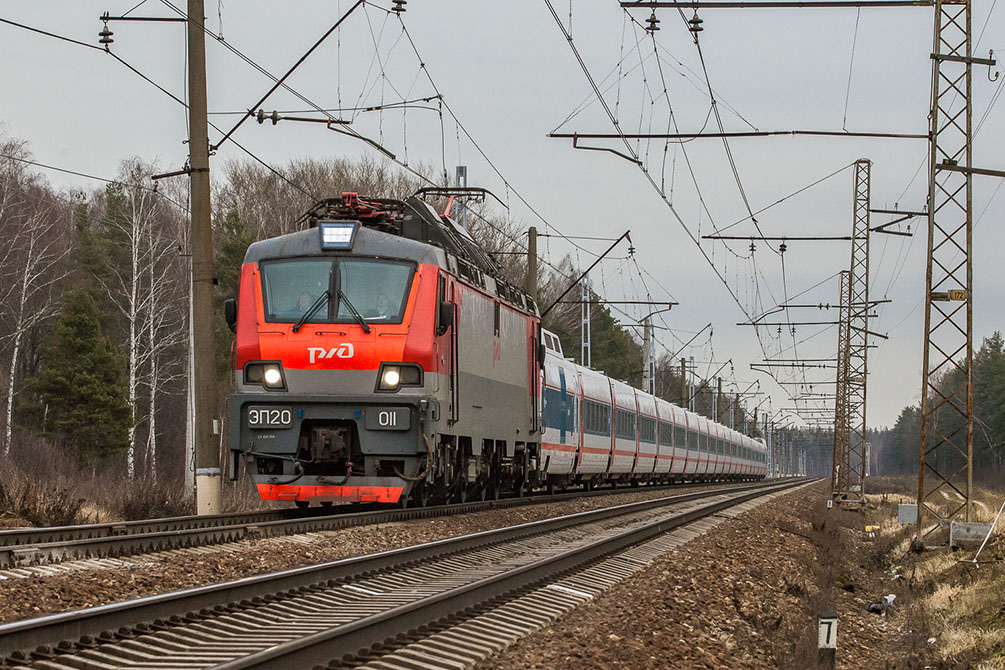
<box><xmin>294</xmin><ymin>500</ymin><xmax>310</xmax><ymax>510</ymax></box>
<box><xmin>320</xmin><ymin>501</ymin><xmax>333</xmax><ymax>508</ymax></box>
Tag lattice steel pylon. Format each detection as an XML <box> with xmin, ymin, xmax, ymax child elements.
<box><xmin>832</xmin><ymin>270</ymin><xmax>851</xmax><ymax>495</ymax></box>
<box><xmin>832</xmin><ymin>161</ymin><xmax>871</xmax><ymax>504</ymax></box>
<box><xmin>844</xmin><ymin>159</ymin><xmax>871</xmax><ymax>504</ymax></box>
<box><xmin>917</xmin><ymin>0</ymin><xmax>976</xmax><ymax>545</ymax></box>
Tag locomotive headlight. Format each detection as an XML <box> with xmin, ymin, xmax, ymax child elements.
<box><xmin>382</xmin><ymin>367</ymin><xmax>401</xmax><ymax>389</ymax></box>
<box><xmin>376</xmin><ymin>363</ymin><xmax>423</xmax><ymax>392</ymax></box>
<box><xmin>244</xmin><ymin>361</ymin><xmax>286</xmax><ymax>390</ymax></box>
<box><xmin>263</xmin><ymin>366</ymin><xmax>283</xmax><ymax>387</ymax></box>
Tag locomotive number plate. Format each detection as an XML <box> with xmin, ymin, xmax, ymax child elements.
<box><xmin>247</xmin><ymin>406</ymin><xmax>293</xmax><ymax>428</ymax></box>
<box><xmin>364</xmin><ymin>407</ymin><xmax>410</xmax><ymax>431</ymax></box>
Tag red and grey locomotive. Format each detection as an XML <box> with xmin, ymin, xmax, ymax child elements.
<box><xmin>226</xmin><ymin>192</ymin><xmax>766</xmax><ymax>507</ymax></box>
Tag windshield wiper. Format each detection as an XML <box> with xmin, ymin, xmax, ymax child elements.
<box><xmin>338</xmin><ymin>290</ymin><xmax>372</xmax><ymax>333</ymax></box>
<box><xmin>292</xmin><ymin>290</ymin><xmax>329</xmax><ymax>333</ymax></box>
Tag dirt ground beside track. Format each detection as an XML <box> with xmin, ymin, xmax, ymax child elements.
<box><xmin>482</xmin><ymin>481</ymin><xmax>943</xmax><ymax>670</ymax></box>
<box><xmin>0</xmin><ymin>484</ymin><xmax>744</xmax><ymax>625</ymax></box>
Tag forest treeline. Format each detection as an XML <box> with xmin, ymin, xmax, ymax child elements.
<box><xmin>781</xmin><ymin>333</ymin><xmax>1005</xmax><ymax>481</ymax></box>
<box><xmin>2</xmin><ymin>133</ymin><xmax>745</xmax><ymax>490</ymax></box>
<box><xmin>875</xmin><ymin>332</ymin><xmax>1005</xmax><ymax>479</ymax></box>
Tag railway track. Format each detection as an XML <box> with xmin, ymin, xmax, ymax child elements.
<box><xmin>0</xmin><ymin>478</ymin><xmax>808</xmax><ymax>669</ymax></box>
<box><xmin>0</xmin><ymin>479</ymin><xmax>771</xmax><ymax>570</ymax></box>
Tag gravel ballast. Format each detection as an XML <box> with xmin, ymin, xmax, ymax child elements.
<box><xmin>480</xmin><ymin>481</ymin><xmax>916</xmax><ymax>670</ymax></box>
<box><xmin>0</xmin><ymin>484</ymin><xmax>754</xmax><ymax>625</ymax></box>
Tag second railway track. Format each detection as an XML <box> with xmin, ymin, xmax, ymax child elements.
<box><xmin>0</xmin><ymin>479</ymin><xmax>809</xmax><ymax>669</ymax></box>
<box><xmin>0</xmin><ymin>480</ymin><xmax>771</xmax><ymax>570</ymax></box>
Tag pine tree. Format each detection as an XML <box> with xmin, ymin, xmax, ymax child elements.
<box><xmin>25</xmin><ymin>289</ymin><xmax>132</xmax><ymax>465</ymax></box>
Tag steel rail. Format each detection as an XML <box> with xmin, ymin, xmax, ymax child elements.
<box><xmin>0</xmin><ymin>508</ymin><xmax>314</xmax><ymax>547</ymax></box>
<box><xmin>222</xmin><ymin>479</ymin><xmax>809</xmax><ymax>669</ymax></box>
<box><xmin>0</xmin><ymin>479</ymin><xmax>767</xmax><ymax>569</ymax></box>
<box><xmin>0</xmin><ymin>479</ymin><xmax>803</xmax><ymax>664</ymax></box>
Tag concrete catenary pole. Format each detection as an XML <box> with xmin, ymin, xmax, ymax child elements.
<box><xmin>680</xmin><ymin>358</ymin><xmax>687</xmax><ymax>408</ymax></box>
<box><xmin>526</xmin><ymin>226</ymin><xmax>538</xmax><ymax>305</ymax></box>
<box><xmin>188</xmin><ymin>0</ymin><xmax>220</xmax><ymax>514</ymax></box>
<box><xmin>642</xmin><ymin>317</ymin><xmax>652</xmax><ymax>394</ymax></box>
<box><xmin>580</xmin><ymin>277</ymin><xmax>591</xmax><ymax>367</ymax></box>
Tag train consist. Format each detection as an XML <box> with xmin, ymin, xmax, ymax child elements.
<box><xmin>226</xmin><ymin>191</ymin><xmax>767</xmax><ymax>507</ymax></box>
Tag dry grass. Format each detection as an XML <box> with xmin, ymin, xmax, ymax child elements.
<box><xmin>843</xmin><ymin>476</ymin><xmax>1005</xmax><ymax>668</ymax></box>
<box><xmin>0</xmin><ymin>432</ymin><xmax>281</xmax><ymax>528</ymax></box>
<box><xmin>0</xmin><ymin>458</ymin><xmax>91</xmax><ymax>527</ymax></box>
<box><xmin>938</xmin><ymin>618</ymin><xmax>1005</xmax><ymax>666</ymax></box>
<box><xmin>895</xmin><ymin>482</ymin><xmax>1005</xmax><ymax>669</ymax></box>
<box><xmin>0</xmin><ymin>433</ymin><xmax>201</xmax><ymax>524</ymax></box>
<box><xmin>113</xmin><ymin>478</ymin><xmax>192</xmax><ymax>520</ymax></box>
<box><xmin>976</xmin><ymin>655</ymin><xmax>1005</xmax><ymax>670</ymax></box>
<box><xmin>221</xmin><ymin>469</ymin><xmax>284</xmax><ymax>512</ymax></box>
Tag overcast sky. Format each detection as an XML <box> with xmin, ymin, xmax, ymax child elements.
<box><xmin>2</xmin><ymin>1</ymin><xmax>1003</xmax><ymax>429</ymax></box>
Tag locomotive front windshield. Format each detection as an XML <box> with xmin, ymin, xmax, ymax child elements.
<box><xmin>261</xmin><ymin>258</ymin><xmax>415</xmax><ymax>325</ymax></box>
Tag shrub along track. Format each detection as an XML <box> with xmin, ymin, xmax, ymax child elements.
<box><xmin>0</xmin><ymin>480</ymin><xmax>807</xmax><ymax>669</ymax></box>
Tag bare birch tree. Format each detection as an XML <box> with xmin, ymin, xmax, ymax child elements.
<box><xmin>91</xmin><ymin>160</ymin><xmax>187</xmax><ymax>478</ymax></box>
<box><xmin>141</xmin><ymin>201</ymin><xmax>187</xmax><ymax>482</ymax></box>
<box><xmin>0</xmin><ymin>142</ymin><xmax>71</xmax><ymax>457</ymax></box>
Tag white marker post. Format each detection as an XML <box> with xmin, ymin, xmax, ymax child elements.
<box><xmin>818</xmin><ymin>611</ymin><xmax>837</xmax><ymax>669</ymax></box>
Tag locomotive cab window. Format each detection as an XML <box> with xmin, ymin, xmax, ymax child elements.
<box><xmin>261</xmin><ymin>257</ymin><xmax>415</xmax><ymax>325</ymax></box>
<box><xmin>260</xmin><ymin>259</ymin><xmax>332</xmax><ymax>324</ymax></box>
<box><xmin>338</xmin><ymin>259</ymin><xmax>413</xmax><ymax>323</ymax></box>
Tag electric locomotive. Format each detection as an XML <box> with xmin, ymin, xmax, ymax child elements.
<box><xmin>226</xmin><ymin>190</ymin><xmax>767</xmax><ymax>508</ymax></box>
<box><xmin>226</xmin><ymin>191</ymin><xmax>542</xmax><ymax>506</ymax></box>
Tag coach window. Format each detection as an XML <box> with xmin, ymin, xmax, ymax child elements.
<box><xmin>640</xmin><ymin>416</ymin><xmax>656</xmax><ymax>444</ymax></box>
<box><xmin>616</xmin><ymin>409</ymin><xmax>636</xmax><ymax>441</ymax></box>
<box><xmin>494</xmin><ymin>302</ymin><xmax>501</xmax><ymax>336</ymax></box>
<box><xmin>659</xmin><ymin>421</ymin><xmax>673</xmax><ymax>447</ymax></box>
<box><xmin>584</xmin><ymin>400</ymin><xmax>611</xmax><ymax>436</ymax></box>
